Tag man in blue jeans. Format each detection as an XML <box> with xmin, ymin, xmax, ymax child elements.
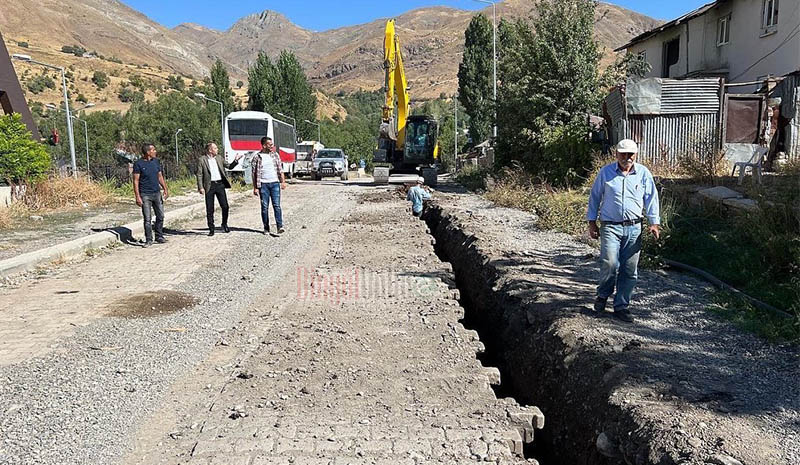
<box><xmin>133</xmin><ymin>143</ymin><xmax>169</xmax><ymax>247</ymax></box>
<box><xmin>252</xmin><ymin>136</ymin><xmax>286</xmax><ymax>235</ymax></box>
<box><xmin>586</xmin><ymin>139</ymin><xmax>660</xmax><ymax>323</ymax></box>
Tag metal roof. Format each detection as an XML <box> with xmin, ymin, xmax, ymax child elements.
<box><xmin>615</xmin><ymin>1</ymin><xmax>726</xmax><ymax>52</ymax></box>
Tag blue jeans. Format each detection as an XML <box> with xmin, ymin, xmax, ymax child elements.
<box><xmin>259</xmin><ymin>183</ymin><xmax>283</xmax><ymax>230</ymax></box>
<box><xmin>140</xmin><ymin>192</ymin><xmax>164</xmax><ymax>242</ymax></box>
<box><xmin>597</xmin><ymin>223</ymin><xmax>642</xmax><ymax>310</ymax></box>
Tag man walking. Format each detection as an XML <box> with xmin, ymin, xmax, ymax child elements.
<box><xmin>586</xmin><ymin>139</ymin><xmax>660</xmax><ymax>323</ymax></box>
<box><xmin>252</xmin><ymin>137</ymin><xmax>286</xmax><ymax>235</ymax></box>
<box><xmin>406</xmin><ymin>177</ymin><xmax>431</xmax><ymax>218</ymax></box>
<box><xmin>133</xmin><ymin>143</ymin><xmax>169</xmax><ymax>247</ymax></box>
<box><xmin>197</xmin><ymin>142</ymin><xmax>243</xmax><ymax>236</ymax></box>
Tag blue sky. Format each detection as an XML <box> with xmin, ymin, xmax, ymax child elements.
<box><xmin>121</xmin><ymin>0</ymin><xmax>708</xmax><ymax>31</ymax></box>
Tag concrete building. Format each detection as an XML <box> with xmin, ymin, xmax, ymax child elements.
<box><xmin>617</xmin><ymin>0</ymin><xmax>799</xmax><ymax>84</ymax></box>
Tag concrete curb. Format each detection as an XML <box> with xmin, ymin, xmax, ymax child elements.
<box><xmin>0</xmin><ymin>192</ymin><xmax>249</xmax><ymax>278</ymax></box>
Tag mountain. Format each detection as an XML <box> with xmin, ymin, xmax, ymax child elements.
<box><xmin>0</xmin><ymin>0</ymin><xmax>211</xmax><ymax>77</ymax></box>
<box><xmin>172</xmin><ymin>0</ymin><xmax>661</xmax><ymax>99</ymax></box>
<box><xmin>1</xmin><ymin>0</ymin><xmax>660</xmax><ymax>101</ymax></box>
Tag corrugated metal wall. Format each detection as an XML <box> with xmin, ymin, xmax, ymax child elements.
<box><xmin>605</xmin><ymin>78</ymin><xmax>722</xmax><ymax>165</ymax></box>
<box><xmin>661</xmin><ymin>79</ymin><xmax>721</xmax><ymax>114</ymax></box>
<box><xmin>773</xmin><ymin>74</ymin><xmax>800</xmax><ymax>161</ymax></box>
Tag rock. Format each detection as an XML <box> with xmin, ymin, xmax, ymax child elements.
<box><xmin>706</xmin><ymin>454</ymin><xmax>743</xmax><ymax>465</ymax></box>
<box><xmin>237</xmin><ymin>371</ymin><xmax>254</xmax><ymax>380</ymax></box>
<box><xmin>29</xmin><ymin>215</ymin><xmax>43</xmax><ymax>221</ymax></box>
<box><xmin>596</xmin><ymin>432</ymin><xmax>621</xmax><ymax>458</ymax></box>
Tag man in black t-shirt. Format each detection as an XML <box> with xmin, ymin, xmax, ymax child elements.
<box><xmin>133</xmin><ymin>143</ymin><xmax>169</xmax><ymax>247</ymax></box>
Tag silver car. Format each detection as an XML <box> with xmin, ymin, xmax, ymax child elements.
<box><xmin>312</xmin><ymin>148</ymin><xmax>349</xmax><ymax>181</ymax></box>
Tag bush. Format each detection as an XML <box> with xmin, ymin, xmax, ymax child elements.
<box><xmin>92</xmin><ymin>71</ymin><xmax>109</xmax><ymax>89</ymax></box>
<box><xmin>236</xmin><ymin>80</ymin><xmax>244</xmax><ymax>89</ymax></box>
<box><xmin>17</xmin><ymin>41</ymin><xmax>29</xmax><ymax>48</ymax></box>
<box><xmin>118</xmin><ymin>87</ymin><xmax>144</xmax><ymax>103</ymax></box>
<box><xmin>167</xmin><ymin>75</ymin><xmax>185</xmax><ymax>91</ymax></box>
<box><xmin>26</xmin><ymin>75</ymin><xmax>55</xmax><ymax>94</ymax></box>
<box><xmin>77</xmin><ymin>94</ymin><xmax>88</xmax><ymax>104</ymax></box>
<box><xmin>455</xmin><ymin>165</ymin><xmax>489</xmax><ymax>191</ymax></box>
<box><xmin>0</xmin><ymin>114</ymin><xmax>51</xmax><ymax>184</ymax></box>
<box><xmin>61</xmin><ymin>44</ymin><xmax>87</xmax><ymax>57</ymax></box>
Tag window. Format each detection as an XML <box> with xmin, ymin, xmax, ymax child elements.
<box><xmin>717</xmin><ymin>15</ymin><xmax>731</xmax><ymax>45</ymax></box>
<box><xmin>763</xmin><ymin>0</ymin><xmax>779</xmax><ymax>30</ymax></box>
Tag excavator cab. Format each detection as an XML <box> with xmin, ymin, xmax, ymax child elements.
<box><xmin>403</xmin><ymin>115</ymin><xmax>438</xmax><ymax>167</ymax></box>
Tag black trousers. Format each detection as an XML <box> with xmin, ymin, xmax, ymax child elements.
<box><xmin>205</xmin><ymin>181</ymin><xmax>229</xmax><ymax>230</ymax></box>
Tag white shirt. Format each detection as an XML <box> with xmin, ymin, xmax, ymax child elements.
<box><xmin>207</xmin><ymin>156</ymin><xmax>222</xmax><ymax>182</ymax></box>
<box><xmin>259</xmin><ymin>152</ymin><xmax>279</xmax><ymax>183</ymax></box>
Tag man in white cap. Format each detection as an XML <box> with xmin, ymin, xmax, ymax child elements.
<box><xmin>586</xmin><ymin>139</ymin><xmax>660</xmax><ymax>323</ymax></box>
<box><xmin>406</xmin><ymin>176</ymin><xmax>432</xmax><ymax>218</ymax></box>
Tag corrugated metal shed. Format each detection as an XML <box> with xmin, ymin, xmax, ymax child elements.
<box><xmin>604</xmin><ymin>78</ymin><xmax>723</xmax><ymax>165</ymax></box>
<box><xmin>772</xmin><ymin>73</ymin><xmax>800</xmax><ymax>161</ymax></box>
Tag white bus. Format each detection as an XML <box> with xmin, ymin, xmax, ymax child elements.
<box><xmin>223</xmin><ymin>111</ymin><xmax>297</xmax><ymax>181</ymax></box>
<box><xmin>295</xmin><ymin>140</ymin><xmax>324</xmax><ymax>177</ymax></box>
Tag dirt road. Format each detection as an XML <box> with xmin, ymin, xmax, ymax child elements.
<box><xmin>0</xmin><ymin>182</ymin><xmax>529</xmax><ymax>465</ymax></box>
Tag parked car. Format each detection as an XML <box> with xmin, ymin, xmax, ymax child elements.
<box><xmin>312</xmin><ymin>148</ymin><xmax>349</xmax><ymax>181</ymax></box>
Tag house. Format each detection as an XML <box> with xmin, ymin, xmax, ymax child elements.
<box><xmin>616</xmin><ymin>0</ymin><xmax>798</xmax><ymax>84</ymax></box>
<box><xmin>0</xmin><ymin>33</ymin><xmax>38</xmax><ymax>136</ymax></box>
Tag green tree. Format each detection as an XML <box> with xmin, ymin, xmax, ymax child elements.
<box><xmin>457</xmin><ymin>14</ymin><xmax>493</xmax><ymax>146</ymax></box>
<box><xmin>0</xmin><ymin>113</ymin><xmax>51</xmax><ymax>184</ymax></box>
<box><xmin>247</xmin><ymin>51</ymin><xmax>278</xmax><ymax>113</ymax></box>
<box><xmin>167</xmin><ymin>75</ymin><xmax>186</xmax><ymax>91</ymax></box>
<box><xmin>600</xmin><ymin>53</ymin><xmax>652</xmax><ymax>89</ymax></box>
<box><xmin>496</xmin><ymin>0</ymin><xmax>600</xmax><ymax>185</ymax></box>
<box><xmin>208</xmin><ymin>59</ymin><xmax>236</xmax><ymax>116</ymax></box>
<box><xmin>92</xmin><ymin>71</ymin><xmax>109</xmax><ymax>89</ymax></box>
<box><xmin>275</xmin><ymin>50</ymin><xmax>317</xmax><ymax>140</ymax></box>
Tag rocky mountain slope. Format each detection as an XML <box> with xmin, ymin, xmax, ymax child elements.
<box><xmin>2</xmin><ymin>0</ymin><xmax>660</xmax><ymax>100</ymax></box>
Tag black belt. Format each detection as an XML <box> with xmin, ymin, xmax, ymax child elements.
<box><xmin>210</xmin><ymin>180</ymin><xmax>224</xmax><ymax>184</ymax></box>
<box><xmin>602</xmin><ymin>218</ymin><xmax>643</xmax><ymax>226</ymax></box>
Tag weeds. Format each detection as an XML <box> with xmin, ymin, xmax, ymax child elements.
<box><xmin>455</xmin><ymin>165</ymin><xmax>490</xmax><ymax>191</ymax></box>
<box><xmin>20</xmin><ymin>176</ymin><xmax>112</xmax><ymax>211</ymax></box>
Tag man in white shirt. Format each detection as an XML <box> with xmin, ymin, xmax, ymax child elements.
<box><xmin>197</xmin><ymin>142</ymin><xmax>242</xmax><ymax>236</ymax></box>
<box><xmin>252</xmin><ymin>137</ymin><xmax>287</xmax><ymax>235</ymax></box>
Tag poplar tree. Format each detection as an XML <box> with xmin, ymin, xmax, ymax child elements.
<box><xmin>457</xmin><ymin>13</ymin><xmax>493</xmax><ymax>146</ymax></box>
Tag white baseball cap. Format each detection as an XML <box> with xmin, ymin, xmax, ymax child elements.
<box><xmin>417</xmin><ymin>176</ymin><xmax>425</xmax><ymax>184</ymax></box>
<box><xmin>617</xmin><ymin>139</ymin><xmax>639</xmax><ymax>154</ymax></box>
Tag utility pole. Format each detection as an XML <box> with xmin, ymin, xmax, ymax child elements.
<box><xmin>13</xmin><ymin>54</ymin><xmax>78</xmax><ymax>176</ymax></box>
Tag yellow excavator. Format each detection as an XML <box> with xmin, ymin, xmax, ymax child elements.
<box><xmin>373</xmin><ymin>19</ymin><xmax>439</xmax><ymax>174</ymax></box>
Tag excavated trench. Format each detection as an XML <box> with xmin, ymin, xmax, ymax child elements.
<box><xmin>422</xmin><ymin>204</ymin><xmax>657</xmax><ymax>465</ymax></box>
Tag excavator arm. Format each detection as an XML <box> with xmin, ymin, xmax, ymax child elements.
<box><xmin>381</xmin><ymin>19</ymin><xmax>409</xmax><ymax>148</ymax></box>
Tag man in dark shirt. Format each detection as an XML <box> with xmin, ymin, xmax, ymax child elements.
<box><xmin>133</xmin><ymin>143</ymin><xmax>169</xmax><ymax>247</ymax></box>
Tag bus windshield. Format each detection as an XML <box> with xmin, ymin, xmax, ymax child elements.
<box><xmin>228</xmin><ymin>119</ymin><xmax>268</xmax><ymax>151</ymax></box>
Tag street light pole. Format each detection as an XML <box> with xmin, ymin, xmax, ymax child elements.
<box><xmin>304</xmin><ymin>119</ymin><xmax>321</xmax><ymax>144</ymax></box>
<box><xmin>194</xmin><ymin>93</ymin><xmax>224</xmax><ymax>144</ymax></box>
<box><xmin>175</xmin><ymin>128</ymin><xmax>183</xmax><ymax>168</ymax></box>
<box><xmin>46</xmin><ymin>103</ymin><xmax>94</xmax><ymax>176</ymax></box>
<box><xmin>473</xmin><ymin>0</ymin><xmax>497</xmax><ymax>139</ymax></box>
<box><xmin>13</xmin><ymin>54</ymin><xmax>78</xmax><ymax>176</ymax></box>
<box><xmin>277</xmin><ymin>112</ymin><xmax>296</xmax><ymax>132</ymax></box>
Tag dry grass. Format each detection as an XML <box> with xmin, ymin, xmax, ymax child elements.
<box><xmin>0</xmin><ymin>203</ymin><xmax>32</xmax><ymax>230</ymax></box>
<box><xmin>21</xmin><ymin>176</ymin><xmax>113</xmax><ymax>211</ymax></box>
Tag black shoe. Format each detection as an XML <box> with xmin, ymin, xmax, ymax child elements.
<box><xmin>277</xmin><ymin>226</ymin><xmax>285</xmax><ymax>234</ymax></box>
<box><xmin>156</xmin><ymin>237</ymin><xmax>167</xmax><ymax>244</ymax></box>
<box><xmin>613</xmin><ymin>308</ymin><xmax>635</xmax><ymax>323</ymax></box>
<box><xmin>223</xmin><ymin>225</ymin><xmax>231</xmax><ymax>233</ymax></box>
<box><xmin>208</xmin><ymin>229</ymin><xmax>215</xmax><ymax>237</ymax></box>
<box><xmin>593</xmin><ymin>296</ymin><xmax>608</xmax><ymax>313</ymax></box>
<box><xmin>263</xmin><ymin>228</ymin><xmax>270</xmax><ymax>235</ymax></box>
<box><xmin>143</xmin><ymin>241</ymin><xmax>153</xmax><ymax>248</ymax></box>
